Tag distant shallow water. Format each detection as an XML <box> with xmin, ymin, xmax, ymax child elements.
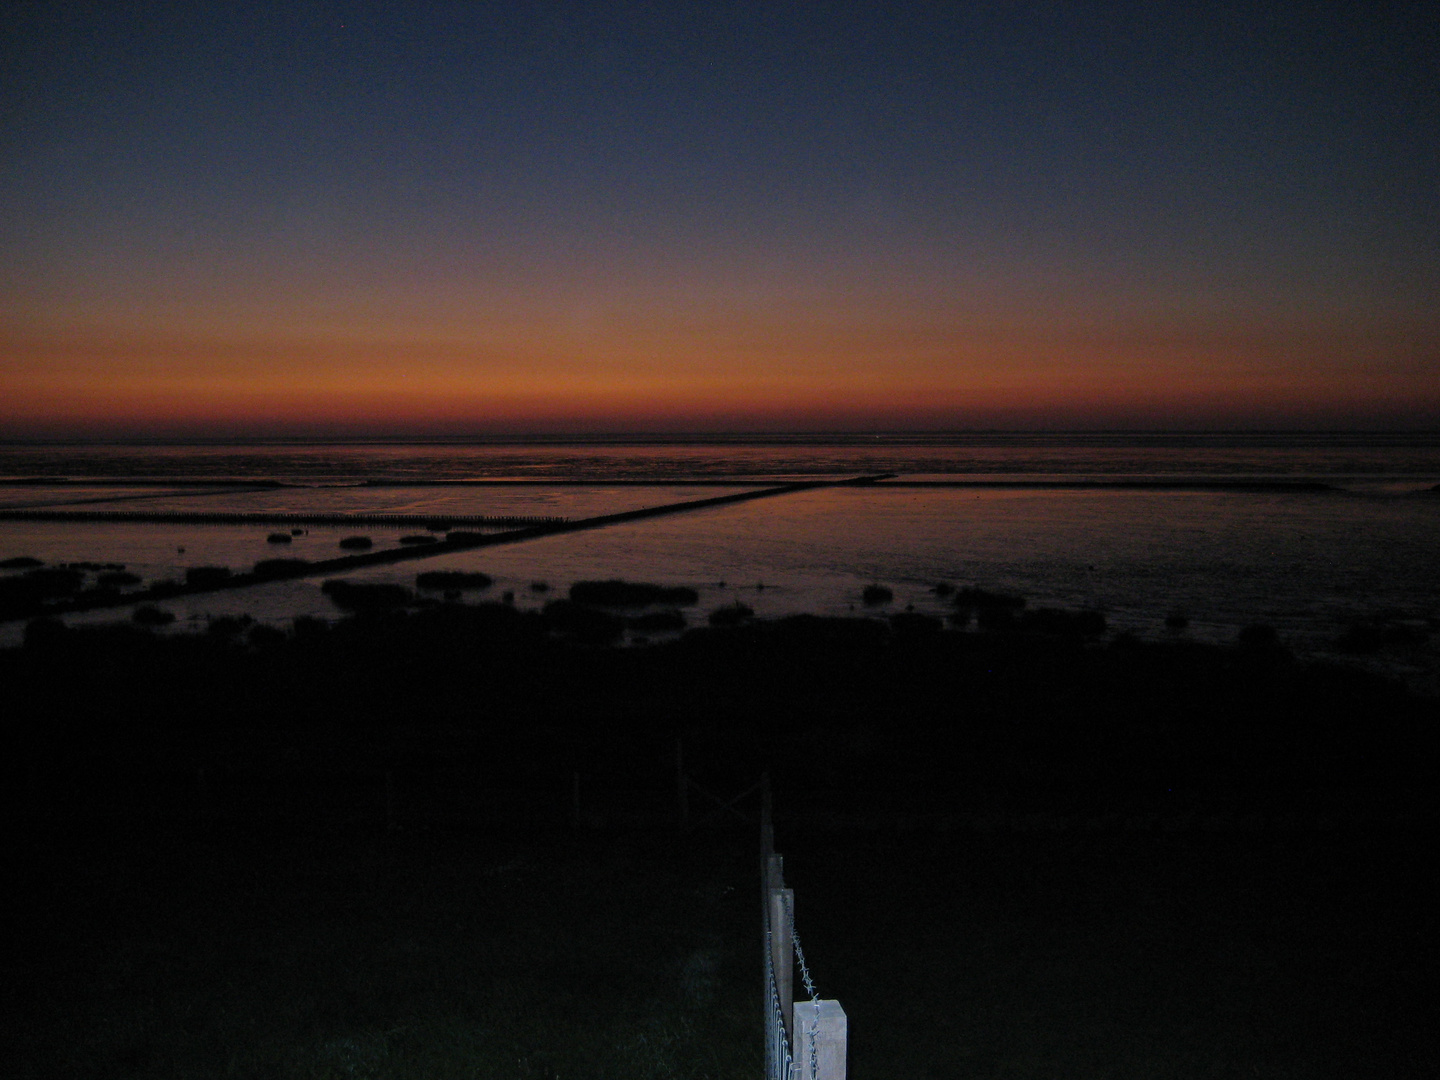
<box><xmin>2</xmin><ymin>439</ymin><xmax>1437</xmax><ymax>691</ymax></box>
<box><xmin>4</xmin><ymin>432</ymin><xmax>1440</xmax><ymax>484</ymax></box>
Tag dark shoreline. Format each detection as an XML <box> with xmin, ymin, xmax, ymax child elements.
<box><xmin>7</xmin><ymin>601</ymin><xmax>1435</xmax><ymax>826</ymax></box>
<box><xmin>5</xmin><ymin>604</ymin><xmax>1436</xmax><ymax>1078</ymax></box>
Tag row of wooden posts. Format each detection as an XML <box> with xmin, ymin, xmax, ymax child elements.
<box><xmin>762</xmin><ymin>774</ymin><xmax>847</xmax><ymax>1079</ymax></box>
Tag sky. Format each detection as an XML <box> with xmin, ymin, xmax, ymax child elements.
<box><xmin>2</xmin><ymin>1</ymin><xmax>1437</xmax><ymax>436</ymax></box>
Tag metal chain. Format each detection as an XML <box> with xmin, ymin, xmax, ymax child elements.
<box><xmin>791</xmin><ymin>921</ymin><xmax>818</xmax><ymax>1001</ymax></box>
<box><xmin>786</xmin><ymin>894</ymin><xmax>821</xmax><ymax>1080</ymax></box>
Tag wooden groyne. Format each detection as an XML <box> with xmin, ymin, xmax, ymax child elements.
<box><xmin>7</xmin><ymin>477</ymin><xmax>865</xmax><ymax>620</ymax></box>
<box><xmin>0</xmin><ymin>509</ymin><xmax>567</xmax><ymax>528</ymax></box>
<box><xmin>870</xmin><ymin>479</ymin><xmax>1337</xmax><ymax>491</ymax></box>
<box><xmin>0</xmin><ymin>478</ymin><xmax>287</xmax><ymax>488</ymax></box>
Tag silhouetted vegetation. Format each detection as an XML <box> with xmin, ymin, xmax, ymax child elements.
<box><xmin>948</xmin><ymin>587</ymin><xmax>1029</xmax><ymax>629</ymax></box>
<box><xmin>1165</xmin><ymin>611</ymin><xmax>1190</xmax><ymax>630</ymax></box>
<box><xmin>337</xmin><ymin>536</ymin><xmax>373</xmax><ymax>550</ymax></box>
<box><xmin>569</xmin><ymin>580</ymin><xmax>700</xmax><ymax>606</ymax></box>
<box><xmin>890</xmin><ymin>611</ymin><xmax>943</xmax><ymax>636</ymax></box>
<box><xmin>131</xmin><ymin>604</ymin><xmax>175</xmax><ymax>626</ymax></box>
<box><xmin>5</xmin><ymin>600</ymin><xmax>1436</xmax><ymax>842</ymax></box>
<box><xmin>952</xmin><ymin>586</ymin><xmax>1026</xmax><ymax>613</ymax></box>
<box><xmin>530</xmin><ymin>580</ymin><xmax>550</xmax><ymax>592</ymax></box>
<box><xmin>253</xmin><ymin>558</ymin><xmax>312</xmax><ymax>579</ymax></box>
<box><xmin>708</xmin><ymin>602</ymin><xmax>754</xmax><ymax>627</ymax></box>
<box><xmin>266</xmin><ymin>533</ymin><xmax>293</xmax><ymax>544</ymax></box>
<box><xmin>62</xmin><ymin>561</ymin><xmax>126</xmax><ymax>571</ymax></box>
<box><xmin>1016</xmin><ymin>607</ymin><xmax>1107</xmax><ymax>639</ymax></box>
<box><xmin>1238</xmin><ymin>622</ymin><xmax>1281</xmax><ymax>649</ymax></box>
<box><xmin>207</xmin><ymin>614</ymin><xmax>254</xmax><ymax>638</ymax></box>
<box><xmin>0</xmin><ymin>567</ymin><xmax>86</xmax><ymax>616</ymax></box>
<box><xmin>1335</xmin><ymin>619</ymin><xmax>1430</xmax><ymax>654</ymax></box>
<box><xmin>246</xmin><ymin>622</ymin><xmax>287</xmax><ymax>647</ymax></box>
<box><xmin>184</xmin><ymin>565</ymin><xmax>232</xmax><ymax>588</ymax></box>
<box><xmin>931</xmin><ymin>582</ymin><xmax>955</xmax><ymax>597</ymax></box>
<box><xmin>541</xmin><ymin>598</ymin><xmax>625</xmax><ymax>643</ymax></box>
<box><xmin>96</xmin><ymin>571</ymin><xmax>142</xmax><ymax>587</ymax></box>
<box><xmin>861</xmin><ymin>584</ymin><xmax>893</xmax><ymax>605</ymax></box>
<box><xmin>627</xmin><ymin>610</ymin><xmax>687</xmax><ymax>633</ymax></box>
<box><xmin>415</xmin><ymin>570</ymin><xmax>493</xmax><ymax>590</ymax></box>
<box><xmin>22</xmin><ymin>566</ymin><xmax>84</xmax><ymax>595</ymax></box>
<box><xmin>72</xmin><ymin>585</ymin><xmax>121</xmax><ymax>605</ymax></box>
<box><xmin>46</xmin><ymin>563</ymin><xmax>1431</xmax><ymax>1080</ymax></box>
<box><xmin>320</xmin><ymin>579</ymin><xmax>413</xmax><ymax>611</ymax></box>
<box><xmin>0</xmin><ymin>555</ymin><xmax>44</xmax><ymax>569</ymax></box>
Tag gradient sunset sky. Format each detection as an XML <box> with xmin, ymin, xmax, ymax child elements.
<box><xmin>2</xmin><ymin>2</ymin><xmax>1436</xmax><ymax>436</ymax></box>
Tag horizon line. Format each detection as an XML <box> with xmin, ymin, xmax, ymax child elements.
<box><xmin>4</xmin><ymin>428</ymin><xmax>1440</xmax><ymax>448</ymax></box>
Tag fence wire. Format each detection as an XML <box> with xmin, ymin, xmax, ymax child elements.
<box><xmin>764</xmin><ymin>922</ymin><xmax>792</xmax><ymax>1080</ymax></box>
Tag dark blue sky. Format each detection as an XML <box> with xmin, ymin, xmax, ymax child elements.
<box><xmin>3</xmin><ymin>1</ymin><xmax>1436</xmax><ymax>434</ymax></box>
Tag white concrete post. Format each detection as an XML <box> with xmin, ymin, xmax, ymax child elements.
<box><xmin>791</xmin><ymin>999</ymin><xmax>847</xmax><ymax>1080</ymax></box>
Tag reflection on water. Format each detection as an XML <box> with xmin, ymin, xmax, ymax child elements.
<box><xmin>327</xmin><ymin>487</ymin><xmax>1440</xmax><ymax>645</ymax></box>
<box><xmin>4</xmin><ymin>433</ymin><xmax>1440</xmax><ymax>483</ymax></box>
<box><xmin>0</xmin><ymin>483</ymin><xmax>755</xmax><ymax>519</ymax></box>
<box><xmin>3</xmin><ymin>443</ymin><xmax>1438</xmax><ymax>689</ymax></box>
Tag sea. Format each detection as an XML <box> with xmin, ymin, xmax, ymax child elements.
<box><xmin>3</xmin><ymin>433</ymin><xmax>1438</xmax><ymax>691</ymax></box>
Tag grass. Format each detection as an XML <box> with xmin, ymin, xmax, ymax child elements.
<box><xmin>5</xmin><ymin>824</ymin><xmax>760</xmax><ymax>1080</ymax></box>
<box><xmin>10</xmin><ymin>818</ymin><xmax>1429</xmax><ymax>1079</ymax></box>
<box><xmin>788</xmin><ymin>827</ymin><xmax>1433</xmax><ymax>1079</ymax></box>
<box><xmin>4</xmin><ymin>607</ymin><xmax>1435</xmax><ymax>1077</ymax></box>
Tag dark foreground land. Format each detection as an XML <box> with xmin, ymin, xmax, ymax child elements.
<box><xmin>3</xmin><ymin>605</ymin><xmax>1437</xmax><ymax>1077</ymax></box>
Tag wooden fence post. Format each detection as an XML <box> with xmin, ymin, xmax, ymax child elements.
<box><xmin>769</xmin><ymin>885</ymin><xmax>794</xmax><ymax>1043</ymax></box>
<box><xmin>760</xmin><ymin>772</ymin><xmax>773</xmax><ymax>856</ymax></box>
<box><xmin>675</xmin><ymin>738</ymin><xmax>688</xmax><ymax>829</ymax></box>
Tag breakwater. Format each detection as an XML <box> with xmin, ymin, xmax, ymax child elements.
<box><xmin>5</xmin><ymin>478</ymin><xmax>848</xmax><ymax>619</ymax></box>
<box><xmin>0</xmin><ymin>509</ymin><xmax>567</xmax><ymax>528</ymax></box>
<box><xmin>871</xmin><ymin>479</ymin><xmax>1338</xmax><ymax>491</ymax></box>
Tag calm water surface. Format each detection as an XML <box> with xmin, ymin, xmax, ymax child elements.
<box><xmin>3</xmin><ymin>437</ymin><xmax>1437</xmax><ymax>685</ymax></box>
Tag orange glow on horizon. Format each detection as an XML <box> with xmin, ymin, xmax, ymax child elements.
<box><xmin>4</xmin><ymin>309</ymin><xmax>1437</xmax><ymax>436</ymax></box>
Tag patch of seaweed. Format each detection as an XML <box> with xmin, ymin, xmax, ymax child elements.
<box><xmin>569</xmin><ymin>580</ymin><xmax>700</xmax><ymax>607</ymax></box>
<box><xmin>321</xmin><ymin>579</ymin><xmax>414</xmax><ymax>611</ymax></box>
<box><xmin>415</xmin><ymin>571</ymin><xmax>493</xmax><ymax>591</ymax></box>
